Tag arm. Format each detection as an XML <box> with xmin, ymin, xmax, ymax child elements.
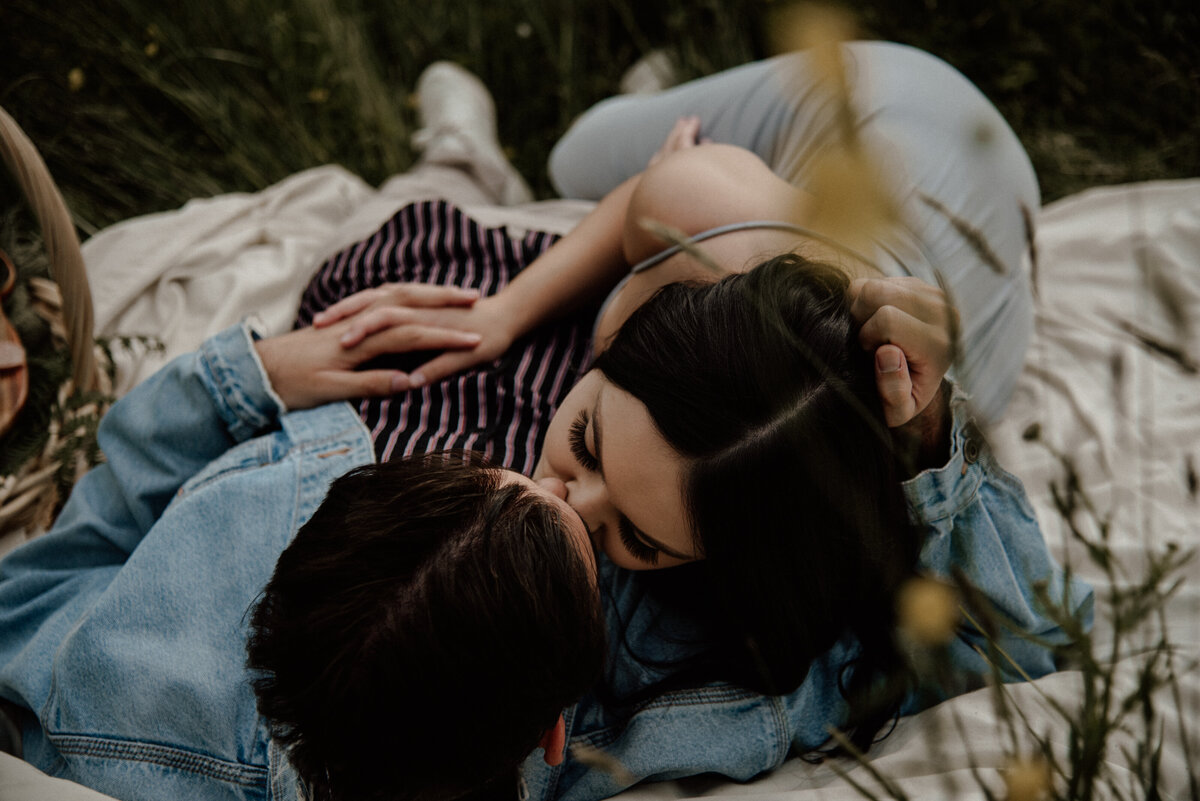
<box><xmin>5</xmin><ymin>324</ymin><xmax>285</xmax><ymax>569</ymax></box>
<box><xmin>850</xmin><ymin>276</ymin><xmax>1093</xmax><ymax>674</ymax></box>
<box><xmin>317</xmin><ymin>175</ymin><xmax>640</xmax><ymax>385</ymax></box>
<box><xmin>326</xmin><ymin>137</ymin><xmax>807</xmax><ymax>385</ymax></box>
<box><xmin>903</xmin><ymin>392</ymin><xmax>1095</xmax><ymax>687</ymax></box>
<box><xmin>3</xmin><ymin>316</ymin><xmax>474</xmax><ymax>567</ymax></box>
<box><xmin>0</xmin><ymin>324</ymin><xmax>286</xmax><ymax>689</ymax></box>
<box><xmin>490</xmin><ymin>175</ymin><xmax>640</xmax><ymax>338</ymax></box>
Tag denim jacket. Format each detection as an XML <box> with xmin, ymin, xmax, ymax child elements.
<box><xmin>0</xmin><ymin>323</ymin><xmax>371</xmax><ymax>801</ymax></box>
<box><xmin>0</xmin><ymin>326</ymin><xmax>1091</xmax><ymax>801</ymax></box>
<box><xmin>524</xmin><ymin>393</ymin><xmax>1094</xmax><ymax>801</ymax></box>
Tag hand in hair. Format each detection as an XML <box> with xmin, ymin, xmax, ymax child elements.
<box><xmin>254</xmin><ymin>315</ymin><xmax>484</xmax><ymax>410</ymax></box>
<box><xmin>848</xmin><ymin>276</ymin><xmax>956</xmax><ymax>428</ymax></box>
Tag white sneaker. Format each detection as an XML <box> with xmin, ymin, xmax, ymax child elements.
<box><xmin>618</xmin><ymin>50</ymin><xmax>678</xmax><ymax>95</ymax></box>
<box><xmin>411</xmin><ymin>62</ymin><xmax>534</xmax><ymax>205</ymax></box>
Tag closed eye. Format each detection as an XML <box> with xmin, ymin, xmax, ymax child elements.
<box><xmin>569</xmin><ymin>411</ymin><xmax>601</xmax><ymax>472</ymax></box>
<box><xmin>618</xmin><ymin>516</ymin><xmax>660</xmax><ymax>565</ymax></box>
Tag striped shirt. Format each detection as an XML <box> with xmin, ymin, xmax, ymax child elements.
<box><xmin>296</xmin><ymin>200</ymin><xmax>594</xmax><ymax>474</ymax></box>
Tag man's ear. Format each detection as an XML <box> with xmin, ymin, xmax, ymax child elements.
<box><xmin>538</xmin><ymin>714</ymin><xmax>567</xmax><ymax>766</ymax></box>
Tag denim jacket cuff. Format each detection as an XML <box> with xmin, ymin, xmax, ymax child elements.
<box><xmin>196</xmin><ymin>322</ymin><xmax>287</xmax><ymax>443</ymax></box>
<box><xmin>901</xmin><ymin>385</ymin><xmax>986</xmax><ymax>525</ymax></box>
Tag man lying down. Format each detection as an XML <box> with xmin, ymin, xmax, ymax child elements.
<box><xmin>0</xmin><ymin>320</ymin><xmax>606</xmax><ymax>801</ymax></box>
<box><xmin>0</xmin><ymin>52</ymin><xmax>1093</xmax><ymax>801</ymax></box>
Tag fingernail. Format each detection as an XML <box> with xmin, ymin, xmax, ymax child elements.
<box><xmin>410</xmin><ymin>372</ymin><xmax>427</xmax><ymax>388</ymax></box>
<box><xmin>390</xmin><ymin>373</ymin><xmax>411</xmax><ymax>392</ymax></box>
<box><xmin>461</xmin><ymin>332</ymin><xmax>482</xmax><ymax>342</ymax></box>
<box><xmin>340</xmin><ymin>332</ymin><xmax>355</xmax><ymax>345</ymax></box>
<box><xmin>313</xmin><ymin>312</ymin><xmax>325</xmax><ymax>323</ymax></box>
<box><xmin>877</xmin><ymin>348</ymin><xmax>902</xmax><ymax>373</ymax></box>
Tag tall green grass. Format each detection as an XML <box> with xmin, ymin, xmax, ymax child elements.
<box><xmin>3</xmin><ymin>0</ymin><xmax>1197</xmax><ymax>231</ymax></box>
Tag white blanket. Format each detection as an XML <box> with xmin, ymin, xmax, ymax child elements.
<box><xmin>81</xmin><ymin>164</ymin><xmax>592</xmax><ymax>395</ymax></box>
<box><xmin>7</xmin><ymin>174</ymin><xmax>1198</xmax><ymax>800</ymax></box>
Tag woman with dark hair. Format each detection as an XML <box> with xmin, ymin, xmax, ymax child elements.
<box><xmin>292</xmin><ymin>50</ymin><xmax>1091</xmax><ymax>799</ymax></box>
<box><xmin>586</xmin><ymin>256</ymin><xmax>919</xmax><ymax>698</ymax></box>
<box><xmin>525</xmin><ymin>257</ymin><xmax>1090</xmax><ymax>801</ymax></box>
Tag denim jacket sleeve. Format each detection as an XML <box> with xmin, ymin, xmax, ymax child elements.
<box><xmin>35</xmin><ymin>322</ymin><xmax>285</xmax><ymax>563</ymax></box>
<box><xmin>0</xmin><ymin>324</ymin><xmax>352</xmax><ymax>801</ymax></box>
<box><xmin>902</xmin><ymin>389</ymin><xmax>1094</xmax><ymax>695</ymax></box>
<box><xmin>0</xmin><ymin>324</ymin><xmax>284</xmax><ymax>683</ymax></box>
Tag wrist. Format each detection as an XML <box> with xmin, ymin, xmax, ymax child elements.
<box><xmin>480</xmin><ymin>291</ymin><xmax>532</xmax><ymax>344</ymax></box>
<box><xmin>893</xmin><ymin>381</ymin><xmax>951</xmax><ymax>477</ymax></box>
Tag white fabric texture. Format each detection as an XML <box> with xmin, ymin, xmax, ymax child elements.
<box><xmin>0</xmin><ymin>753</ymin><xmax>119</xmax><ymax>801</ymax></box>
<box><xmin>82</xmin><ymin>163</ymin><xmax>592</xmax><ymax>395</ymax></box>
<box><xmin>2</xmin><ymin>176</ymin><xmax>1195</xmax><ymax>799</ymax></box>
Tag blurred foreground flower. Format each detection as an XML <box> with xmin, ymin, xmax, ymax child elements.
<box><xmin>571</xmin><ymin>743</ymin><xmax>634</xmax><ymax>786</ymax></box>
<box><xmin>770</xmin><ymin>3</ymin><xmax>899</xmax><ymax>256</ymax></box>
<box><xmin>896</xmin><ymin>576</ymin><xmax>959</xmax><ymax>646</ymax></box>
<box><xmin>1004</xmin><ymin>757</ymin><xmax>1051</xmax><ymax>801</ymax></box>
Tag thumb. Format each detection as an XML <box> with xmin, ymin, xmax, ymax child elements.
<box><xmin>875</xmin><ymin>345</ymin><xmax>916</xmax><ymax>427</ymax></box>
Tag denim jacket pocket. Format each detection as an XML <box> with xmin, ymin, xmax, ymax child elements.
<box><xmin>177</xmin><ymin>435</ymin><xmax>284</xmax><ymax>500</ymax></box>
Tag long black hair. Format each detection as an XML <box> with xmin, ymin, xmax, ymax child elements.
<box><xmin>593</xmin><ymin>254</ymin><xmax>922</xmax><ymax>749</ymax></box>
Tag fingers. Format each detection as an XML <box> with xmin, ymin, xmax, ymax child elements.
<box><xmin>848</xmin><ymin>276</ymin><xmax>956</xmax><ymax>336</ymax></box>
<box><xmin>395</xmin><ymin>284</ymin><xmax>480</xmax><ymax>308</ymax></box>
<box><xmin>320</xmin><ymin>368</ymin><xmax>418</xmax><ymax>401</ymax></box>
<box><xmin>670</xmin><ymin>116</ymin><xmax>701</xmax><ymax>149</ymax></box>
<box><xmin>313</xmin><ymin>292</ymin><xmax>375</xmax><ymax>328</ymax></box>
<box><xmin>338</xmin><ymin>307</ymin><xmax>415</xmax><ymax>348</ymax></box>
<box><xmin>337</xmin><ymin>306</ymin><xmax>474</xmax><ymax>349</ymax></box>
<box><xmin>856</xmin><ymin>303</ymin><xmax>951</xmax><ymax>361</ymax></box>
<box><xmin>874</xmin><ymin>345</ymin><xmax>916</xmax><ymax>427</ymax></box>
<box><xmin>351</xmin><ymin>325</ymin><xmax>482</xmax><ymax>365</ymax></box>
<box><xmin>408</xmin><ymin>350</ymin><xmax>489</xmax><ymax>388</ymax></box>
<box><xmin>649</xmin><ymin>116</ymin><xmax>704</xmax><ymax>167</ymax></box>
<box><xmin>312</xmin><ymin>284</ymin><xmax>479</xmax><ymax>328</ymax></box>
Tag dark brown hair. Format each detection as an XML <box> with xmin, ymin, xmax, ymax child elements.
<box><xmin>246</xmin><ymin>454</ymin><xmax>605</xmax><ymax>801</ymax></box>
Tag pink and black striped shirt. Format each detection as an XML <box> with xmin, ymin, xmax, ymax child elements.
<box><xmin>297</xmin><ymin>200</ymin><xmax>594</xmax><ymax>474</ymax></box>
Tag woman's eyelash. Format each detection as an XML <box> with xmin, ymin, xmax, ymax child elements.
<box><xmin>618</xmin><ymin>516</ymin><xmax>660</xmax><ymax>566</ymax></box>
<box><xmin>568</xmin><ymin>410</ymin><xmax>657</xmax><ymax>565</ymax></box>
<box><xmin>569</xmin><ymin>411</ymin><xmax>600</xmax><ymax>472</ymax></box>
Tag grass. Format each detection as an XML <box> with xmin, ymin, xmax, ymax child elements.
<box><xmin>2</xmin><ymin>0</ymin><xmax>1196</xmax><ymax>234</ymax></box>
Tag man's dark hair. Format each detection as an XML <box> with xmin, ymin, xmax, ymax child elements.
<box><xmin>246</xmin><ymin>454</ymin><xmax>606</xmax><ymax>801</ymax></box>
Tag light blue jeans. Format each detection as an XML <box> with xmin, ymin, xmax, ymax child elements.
<box><xmin>550</xmin><ymin>42</ymin><xmax>1039</xmax><ymax>426</ymax></box>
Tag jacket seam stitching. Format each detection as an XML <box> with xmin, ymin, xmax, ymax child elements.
<box><xmin>51</xmin><ymin>733</ymin><xmax>266</xmax><ymax>786</ymax></box>
<box><xmin>633</xmin><ymin>686</ymin><xmax>759</xmax><ymax>712</ymax></box>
